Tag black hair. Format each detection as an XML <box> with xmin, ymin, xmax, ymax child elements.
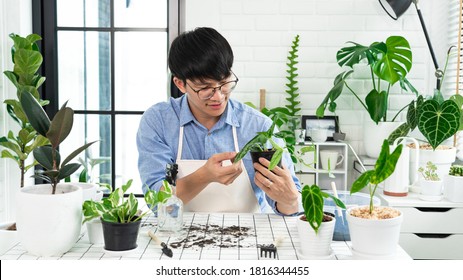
<box><xmin>168</xmin><ymin>27</ymin><xmax>234</xmax><ymax>83</ymax></box>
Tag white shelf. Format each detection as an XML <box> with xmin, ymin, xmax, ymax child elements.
<box><xmin>295</xmin><ymin>142</ymin><xmax>348</xmax><ymax>190</ymax></box>
<box><xmin>380</xmin><ymin>193</ymin><xmax>463</xmax><ymax>259</ymax></box>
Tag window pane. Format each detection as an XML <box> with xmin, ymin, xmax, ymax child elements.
<box><xmin>114</xmin><ymin>0</ymin><xmax>167</xmax><ymax>28</ymax></box>
<box><xmin>116</xmin><ymin>115</ymin><xmax>143</xmax><ymax>194</ymax></box>
<box><xmin>114</xmin><ymin>32</ymin><xmax>168</xmax><ymax>111</ymax></box>
<box><xmin>57</xmin><ymin>0</ymin><xmax>110</xmax><ymax>27</ymax></box>
<box><xmin>58</xmin><ymin>31</ymin><xmax>111</xmax><ymax>111</ymax></box>
<box><xmin>59</xmin><ymin>114</ymin><xmax>112</xmax><ymax>185</ymax></box>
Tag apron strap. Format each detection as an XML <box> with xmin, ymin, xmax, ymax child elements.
<box><xmin>176</xmin><ymin>126</ymin><xmax>184</xmax><ymax>161</ymax></box>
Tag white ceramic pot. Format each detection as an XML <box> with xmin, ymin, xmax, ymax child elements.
<box><xmin>410</xmin><ymin>147</ymin><xmax>456</xmax><ymax>189</ymax></box>
<box><xmin>16</xmin><ymin>183</ymin><xmax>82</xmax><ymax>257</ymax></box>
<box><xmin>346</xmin><ymin>206</ymin><xmax>403</xmax><ymax>259</ymax></box>
<box><xmin>383</xmin><ymin>137</ymin><xmax>420</xmax><ymax>197</ymax></box>
<box><xmin>420</xmin><ymin>179</ymin><xmax>443</xmax><ymax>196</ymax></box>
<box><xmin>296</xmin><ymin>214</ymin><xmax>335</xmax><ymax>258</ymax></box>
<box><xmin>363</xmin><ymin>121</ymin><xmax>404</xmax><ymax>158</ymax></box>
<box><xmin>0</xmin><ymin>222</ymin><xmax>18</xmax><ymax>255</ymax></box>
<box><xmin>444</xmin><ymin>175</ymin><xmax>463</xmax><ymax>202</ymax></box>
<box><xmin>86</xmin><ymin>219</ymin><xmax>104</xmax><ymax>244</ymax></box>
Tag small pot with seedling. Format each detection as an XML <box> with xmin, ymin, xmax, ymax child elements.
<box><xmin>346</xmin><ymin>139</ymin><xmax>404</xmax><ymax>259</ymax></box>
<box><xmin>82</xmin><ymin>179</ymin><xmax>171</xmax><ymax>252</ymax></box>
<box><xmin>444</xmin><ymin>165</ymin><xmax>463</xmax><ymax>202</ymax></box>
<box><xmin>297</xmin><ymin>184</ymin><xmax>345</xmax><ymax>259</ymax></box>
<box><xmin>234</xmin><ymin>119</ymin><xmax>288</xmax><ymax>170</ymax></box>
<box><xmin>418</xmin><ymin>161</ymin><xmax>443</xmax><ymax>201</ymax></box>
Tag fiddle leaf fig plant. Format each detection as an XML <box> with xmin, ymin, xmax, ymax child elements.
<box><xmin>350</xmin><ymin>139</ymin><xmax>403</xmax><ymax>214</ymax></box>
<box><xmin>1</xmin><ymin>33</ymin><xmax>49</xmax><ymax>188</ymax></box>
<box><xmin>82</xmin><ymin>179</ymin><xmax>172</xmax><ymax>224</ymax></box>
<box><xmin>301</xmin><ymin>184</ymin><xmax>345</xmax><ymax>234</ymax></box>
<box><xmin>317</xmin><ymin>35</ymin><xmax>416</xmax><ymax>124</ymax></box>
<box><xmin>19</xmin><ymin>91</ymin><xmax>97</xmax><ymax>194</ymax></box>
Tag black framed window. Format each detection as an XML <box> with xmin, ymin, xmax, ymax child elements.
<box><xmin>33</xmin><ymin>0</ymin><xmax>182</xmax><ymax>194</ymax></box>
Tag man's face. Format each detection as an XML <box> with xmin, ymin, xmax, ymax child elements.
<box><xmin>179</xmin><ymin>73</ymin><xmax>238</xmax><ymax>121</ymax></box>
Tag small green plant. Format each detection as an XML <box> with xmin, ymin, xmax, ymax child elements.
<box><xmin>301</xmin><ymin>184</ymin><xmax>345</xmax><ymax>234</ymax></box>
<box><xmin>449</xmin><ymin>165</ymin><xmax>463</xmax><ymax>177</ymax></box>
<box><xmin>234</xmin><ymin>118</ymin><xmax>287</xmax><ymax>170</ymax></box>
<box><xmin>350</xmin><ymin>139</ymin><xmax>403</xmax><ymax>214</ymax></box>
<box><xmin>20</xmin><ymin>92</ymin><xmax>96</xmax><ymax>194</ymax></box>
<box><xmin>418</xmin><ymin>161</ymin><xmax>440</xmax><ymax>181</ymax></box>
<box><xmin>82</xmin><ymin>179</ymin><xmax>172</xmax><ymax>224</ymax></box>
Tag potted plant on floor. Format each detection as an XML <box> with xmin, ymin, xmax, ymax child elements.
<box><xmin>417</xmin><ymin>161</ymin><xmax>443</xmax><ymax>201</ymax></box>
<box><xmin>0</xmin><ymin>34</ymin><xmax>50</xmax><ymax>252</ymax></box>
<box><xmin>15</xmin><ymin>91</ymin><xmax>97</xmax><ymax>257</ymax></box>
<box><xmin>444</xmin><ymin>165</ymin><xmax>463</xmax><ymax>202</ymax></box>
<box><xmin>82</xmin><ymin>179</ymin><xmax>171</xmax><ymax>252</ymax></box>
<box><xmin>297</xmin><ymin>184</ymin><xmax>345</xmax><ymax>259</ymax></box>
<box><xmin>347</xmin><ymin>139</ymin><xmax>404</xmax><ymax>259</ymax></box>
<box><xmin>316</xmin><ymin>35</ymin><xmax>416</xmax><ymax>158</ymax></box>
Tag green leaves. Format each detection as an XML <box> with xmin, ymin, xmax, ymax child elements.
<box><xmin>350</xmin><ymin>139</ymin><xmax>403</xmax><ymax>213</ymax></box>
<box><xmin>82</xmin><ymin>179</ymin><xmax>172</xmax><ymax>224</ymax></box>
<box><xmin>320</xmin><ymin>36</ymin><xmax>413</xmax><ymax>124</ymax></box>
<box><xmin>20</xmin><ymin>91</ymin><xmax>50</xmax><ymax>137</ymax></box>
<box><xmin>373</xmin><ymin>36</ymin><xmax>412</xmax><ymax>85</ymax></box>
<box><xmin>47</xmin><ymin>107</ymin><xmax>74</xmax><ymax>148</ymax></box>
<box><xmin>418</xmin><ymin>100</ymin><xmax>461</xmax><ymax>149</ymax></box>
<box><xmin>301</xmin><ymin>184</ymin><xmax>346</xmax><ymax>234</ymax></box>
<box><xmin>365</xmin><ymin>89</ymin><xmax>387</xmax><ymax>124</ymax></box>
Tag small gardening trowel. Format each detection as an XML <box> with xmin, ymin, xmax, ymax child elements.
<box><xmin>148</xmin><ymin>230</ymin><xmax>173</xmax><ymax>258</ymax></box>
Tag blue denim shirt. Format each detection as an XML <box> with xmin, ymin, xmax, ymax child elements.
<box><xmin>136</xmin><ymin>95</ymin><xmax>301</xmax><ymax>214</ymax></box>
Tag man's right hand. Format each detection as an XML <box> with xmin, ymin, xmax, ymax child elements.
<box><xmin>201</xmin><ymin>152</ymin><xmax>243</xmax><ymax>185</ymax></box>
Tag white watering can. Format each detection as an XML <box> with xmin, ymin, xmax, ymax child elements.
<box><xmin>383</xmin><ymin>137</ymin><xmax>420</xmax><ymax>197</ymax></box>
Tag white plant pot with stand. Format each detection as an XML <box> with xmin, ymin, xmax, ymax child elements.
<box><xmin>16</xmin><ymin>183</ymin><xmax>82</xmax><ymax>257</ymax></box>
<box><xmin>419</xmin><ymin>179</ymin><xmax>443</xmax><ymax>201</ymax></box>
<box><xmin>346</xmin><ymin>206</ymin><xmax>403</xmax><ymax>259</ymax></box>
<box><xmin>296</xmin><ymin>214</ymin><xmax>336</xmax><ymax>259</ymax></box>
<box><xmin>383</xmin><ymin>137</ymin><xmax>420</xmax><ymax>197</ymax></box>
<box><xmin>409</xmin><ymin>145</ymin><xmax>456</xmax><ymax>193</ymax></box>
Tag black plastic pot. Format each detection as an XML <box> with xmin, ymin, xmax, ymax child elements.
<box><xmin>250</xmin><ymin>150</ymin><xmax>282</xmax><ymax>169</ymax></box>
<box><xmin>101</xmin><ymin>218</ymin><xmax>141</xmax><ymax>251</ymax></box>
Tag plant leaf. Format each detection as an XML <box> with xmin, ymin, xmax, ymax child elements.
<box><xmin>301</xmin><ymin>185</ymin><xmax>324</xmax><ymax>234</ymax></box>
<box><xmin>365</xmin><ymin>89</ymin><xmax>387</xmax><ymax>123</ymax></box>
<box><xmin>61</xmin><ymin>141</ymin><xmax>98</xmax><ymax>167</ymax></box>
<box><xmin>47</xmin><ymin>107</ymin><xmax>74</xmax><ymax>148</ymax></box>
<box><xmin>418</xmin><ymin>99</ymin><xmax>461</xmax><ymax>149</ymax></box>
<box><xmin>350</xmin><ymin>170</ymin><xmax>374</xmax><ymax>194</ymax></box>
<box><xmin>20</xmin><ymin>91</ymin><xmax>50</xmax><ymax>137</ymax></box>
<box><xmin>373</xmin><ymin>36</ymin><xmax>412</xmax><ymax>85</ymax></box>
<box><xmin>58</xmin><ymin>163</ymin><xmax>81</xmax><ymax>180</ymax></box>
<box><xmin>33</xmin><ymin>146</ymin><xmax>58</xmax><ymax>170</ymax></box>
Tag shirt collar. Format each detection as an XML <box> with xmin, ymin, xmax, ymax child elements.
<box><xmin>178</xmin><ymin>95</ymin><xmax>240</xmax><ymax>128</ymax></box>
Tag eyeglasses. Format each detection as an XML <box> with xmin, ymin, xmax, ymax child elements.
<box><xmin>186</xmin><ymin>72</ymin><xmax>239</xmax><ymax>100</ymax></box>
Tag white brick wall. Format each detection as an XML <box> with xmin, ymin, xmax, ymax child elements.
<box><xmin>185</xmin><ymin>0</ymin><xmax>452</xmax><ymax>156</ymax></box>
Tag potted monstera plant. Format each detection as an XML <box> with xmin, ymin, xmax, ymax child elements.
<box><xmin>297</xmin><ymin>184</ymin><xmax>345</xmax><ymax>259</ymax></box>
<box><xmin>347</xmin><ymin>139</ymin><xmax>404</xmax><ymax>259</ymax></box>
<box><xmin>316</xmin><ymin>35</ymin><xmax>415</xmax><ymax>158</ymax></box>
<box><xmin>15</xmin><ymin>91</ymin><xmax>96</xmax><ymax>257</ymax></box>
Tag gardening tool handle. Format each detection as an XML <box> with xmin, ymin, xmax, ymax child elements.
<box><xmin>147</xmin><ymin>230</ymin><xmax>161</xmax><ymax>246</ymax></box>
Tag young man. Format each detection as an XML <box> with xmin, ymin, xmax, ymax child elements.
<box><xmin>137</xmin><ymin>27</ymin><xmax>300</xmax><ymax>215</ymax></box>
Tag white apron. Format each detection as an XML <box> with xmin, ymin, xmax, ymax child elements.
<box><xmin>177</xmin><ymin>126</ymin><xmax>260</xmax><ymax>213</ymax></box>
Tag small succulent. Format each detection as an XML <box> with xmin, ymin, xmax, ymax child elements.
<box><xmin>418</xmin><ymin>161</ymin><xmax>440</xmax><ymax>181</ymax></box>
<box><xmin>449</xmin><ymin>165</ymin><xmax>463</xmax><ymax>177</ymax></box>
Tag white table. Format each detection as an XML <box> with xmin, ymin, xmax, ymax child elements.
<box><xmin>0</xmin><ymin>213</ymin><xmax>411</xmax><ymax>260</ymax></box>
